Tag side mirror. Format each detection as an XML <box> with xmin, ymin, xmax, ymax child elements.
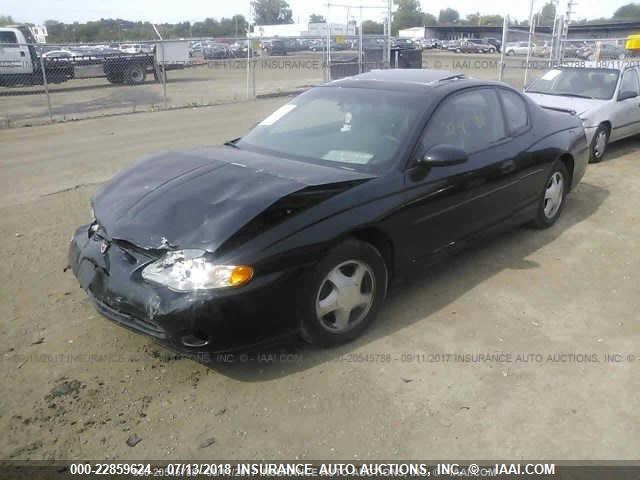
<box><xmin>417</xmin><ymin>144</ymin><xmax>468</xmax><ymax>167</ymax></box>
<box><xmin>618</xmin><ymin>90</ymin><xmax>638</xmax><ymax>101</ymax></box>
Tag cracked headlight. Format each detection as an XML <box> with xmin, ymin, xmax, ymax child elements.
<box><xmin>141</xmin><ymin>249</ymin><xmax>253</xmax><ymax>292</ymax></box>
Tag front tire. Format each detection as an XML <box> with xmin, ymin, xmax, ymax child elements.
<box><xmin>299</xmin><ymin>239</ymin><xmax>388</xmax><ymax>347</ymax></box>
<box><xmin>590</xmin><ymin>124</ymin><xmax>609</xmax><ymax>163</ymax></box>
<box><xmin>532</xmin><ymin>161</ymin><xmax>569</xmax><ymax>229</ymax></box>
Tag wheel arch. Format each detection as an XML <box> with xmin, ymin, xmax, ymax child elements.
<box><xmin>558</xmin><ymin>153</ymin><xmax>575</xmax><ymax>191</ymax></box>
<box><xmin>599</xmin><ymin>120</ymin><xmax>612</xmax><ymax>133</ymax></box>
<box><xmin>349</xmin><ymin>227</ymin><xmax>395</xmax><ymax>280</ymax></box>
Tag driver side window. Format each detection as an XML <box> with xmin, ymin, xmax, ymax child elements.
<box><xmin>420</xmin><ymin>88</ymin><xmax>506</xmax><ymax>154</ymax></box>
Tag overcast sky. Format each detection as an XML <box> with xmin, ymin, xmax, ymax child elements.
<box><xmin>3</xmin><ymin>0</ymin><xmax>631</xmax><ymax>25</ymax></box>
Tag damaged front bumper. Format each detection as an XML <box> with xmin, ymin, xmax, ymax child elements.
<box><xmin>68</xmin><ymin>224</ymin><xmax>300</xmax><ymax>352</ymax></box>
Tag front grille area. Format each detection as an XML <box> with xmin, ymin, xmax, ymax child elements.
<box><xmin>91</xmin><ymin>294</ymin><xmax>167</xmax><ymax>339</ymax></box>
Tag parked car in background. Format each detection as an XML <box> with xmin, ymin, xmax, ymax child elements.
<box><xmin>466</xmin><ymin>39</ymin><xmax>497</xmax><ymax>53</ymax></box>
<box><xmin>391</xmin><ymin>38</ymin><xmax>416</xmax><ymax>49</ymax></box>
<box><xmin>482</xmin><ymin>37</ymin><xmax>501</xmax><ymax>52</ymax></box>
<box><xmin>284</xmin><ymin>38</ymin><xmax>305</xmax><ymax>52</ymax></box>
<box><xmin>534</xmin><ymin>41</ymin><xmax>552</xmax><ymax>57</ymax></box>
<box><xmin>68</xmin><ymin>69</ymin><xmax>587</xmax><ymax>352</ymax></box>
<box><xmin>505</xmin><ymin>41</ymin><xmax>535</xmax><ymax>56</ymax></box>
<box><xmin>450</xmin><ymin>39</ymin><xmax>494</xmax><ymax>54</ymax></box>
<box><xmin>309</xmin><ymin>39</ymin><xmax>325</xmax><ymax>52</ymax></box>
<box><xmin>119</xmin><ymin>44</ymin><xmax>144</xmax><ymax>54</ymax></box>
<box><xmin>577</xmin><ymin>43</ymin><xmax>627</xmax><ymax>61</ymax></box>
<box><xmin>439</xmin><ymin>39</ymin><xmax>453</xmax><ymax>50</ymax></box>
<box><xmin>418</xmin><ymin>38</ymin><xmax>440</xmax><ymax>49</ymax></box>
<box><xmin>526</xmin><ymin>64</ymin><xmax>640</xmax><ymax>162</ymax></box>
<box><xmin>561</xmin><ymin>41</ymin><xmax>586</xmax><ymax>58</ymax></box>
<box><xmin>307</xmin><ymin>38</ymin><xmax>350</xmax><ymax>52</ymax></box>
<box><xmin>228</xmin><ymin>40</ymin><xmax>256</xmax><ymax>58</ymax></box>
<box><xmin>445</xmin><ymin>40</ymin><xmax>463</xmax><ymax>52</ymax></box>
<box><xmin>189</xmin><ymin>41</ymin><xmax>202</xmax><ymax>56</ymax></box>
<box><xmin>263</xmin><ymin>39</ymin><xmax>287</xmax><ymax>56</ymax></box>
<box><xmin>202</xmin><ymin>42</ymin><xmax>230</xmax><ymax>60</ymax></box>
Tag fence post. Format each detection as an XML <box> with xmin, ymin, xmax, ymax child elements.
<box><xmin>39</xmin><ymin>50</ymin><xmax>53</xmax><ymax>123</ymax></box>
<box><xmin>159</xmin><ymin>42</ymin><xmax>167</xmax><ymax>109</ymax></box>
<box><xmin>498</xmin><ymin>16</ymin><xmax>509</xmax><ymax>82</ymax></box>
<box><xmin>252</xmin><ymin>51</ymin><xmax>256</xmax><ymax>99</ymax></box>
<box><xmin>246</xmin><ymin>37</ymin><xmax>251</xmax><ymax>99</ymax></box>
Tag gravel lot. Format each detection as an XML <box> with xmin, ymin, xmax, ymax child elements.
<box><xmin>1</xmin><ymin>99</ymin><xmax>639</xmax><ymax>461</ymax></box>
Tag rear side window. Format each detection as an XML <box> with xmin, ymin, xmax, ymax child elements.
<box><xmin>0</xmin><ymin>31</ymin><xmax>18</xmax><ymax>44</ymax></box>
<box><xmin>499</xmin><ymin>89</ymin><xmax>529</xmax><ymax>135</ymax></box>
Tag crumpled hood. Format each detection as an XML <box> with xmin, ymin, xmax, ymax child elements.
<box><xmin>525</xmin><ymin>92</ymin><xmax>607</xmax><ymax>117</ymax></box>
<box><xmin>92</xmin><ymin>146</ymin><xmax>373</xmax><ymax>252</ymax></box>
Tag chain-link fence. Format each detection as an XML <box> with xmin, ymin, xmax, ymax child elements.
<box><xmin>0</xmin><ymin>35</ymin><xmax>387</xmax><ymax>127</ymax></box>
<box><xmin>1</xmin><ymin>30</ymin><xmax>637</xmax><ymax>128</ymax></box>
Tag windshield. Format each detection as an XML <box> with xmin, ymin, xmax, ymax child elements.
<box><xmin>237</xmin><ymin>87</ymin><xmax>424</xmax><ymax>172</ymax></box>
<box><xmin>527</xmin><ymin>68</ymin><xmax>619</xmax><ymax>100</ymax></box>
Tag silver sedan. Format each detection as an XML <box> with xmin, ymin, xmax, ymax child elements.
<box><xmin>525</xmin><ymin>62</ymin><xmax>640</xmax><ymax>162</ymax></box>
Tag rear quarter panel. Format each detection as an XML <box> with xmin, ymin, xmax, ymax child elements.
<box><xmin>528</xmin><ymin>105</ymin><xmax>589</xmax><ymax>192</ymax></box>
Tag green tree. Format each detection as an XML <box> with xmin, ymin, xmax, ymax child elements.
<box><xmin>480</xmin><ymin>14</ymin><xmax>504</xmax><ymax>26</ymax></box>
<box><xmin>465</xmin><ymin>12</ymin><xmax>482</xmax><ymax>25</ymax></box>
<box><xmin>309</xmin><ymin>13</ymin><xmax>326</xmax><ymax>23</ymax></box>
<box><xmin>392</xmin><ymin>0</ymin><xmax>425</xmax><ymax>34</ymax></box>
<box><xmin>613</xmin><ymin>3</ymin><xmax>640</xmax><ymax>20</ymax></box>
<box><xmin>361</xmin><ymin>20</ymin><xmax>384</xmax><ymax>34</ymax></box>
<box><xmin>438</xmin><ymin>8</ymin><xmax>460</xmax><ymax>25</ymax></box>
<box><xmin>251</xmin><ymin>0</ymin><xmax>293</xmax><ymax>25</ymax></box>
<box><xmin>423</xmin><ymin>13</ymin><xmax>437</xmax><ymax>25</ymax></box>
<box><xmin>0</xmin><ymin>14</ymin><xmax>14</xmax><ymax>26</ymax></box>
<box><xmin>537</xmin><ymin>2</ymin><xmax>556</xmax><ymax>25</ymax></box>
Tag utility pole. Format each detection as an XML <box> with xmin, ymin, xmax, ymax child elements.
<box><xmin>559</xmin><ymin>0</ymin><xmax>577</xmax><ymax>62</ymax></box>
<box><xmin>387</xmin><ymin>0</ymin><xmax>392</xmax><ymax>68</ymax></box>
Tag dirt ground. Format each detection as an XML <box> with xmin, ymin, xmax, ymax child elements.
<box><xmin>1</xmin><ymin>99</ymin><xmax>639</xmax><ymax>461</ymax></box>
<box><xmin>0</xmin><ymin>51</ymin><xmax>544</xmax><ymax>128</ymax></box>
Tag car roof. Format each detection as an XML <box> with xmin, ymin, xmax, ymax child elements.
<box><xmin>327</xmin><ymin>69</ymin><xmax>470</xmax><ymax>91</ymax></box>
<box><xmin>324</xmin><ymin>69</ymin><xmax>518</xmax><ymax>96</ymax></box>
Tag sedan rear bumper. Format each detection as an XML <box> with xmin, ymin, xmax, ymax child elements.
<box><xmin>68</xmin><ymin>224</ymin><xmax>300</xmax><ymax>353</ymax></box>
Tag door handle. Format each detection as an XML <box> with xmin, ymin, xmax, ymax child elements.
<box><xmin>500</xmin><ymin>159</ymin><xmax>517</xmax><ymax>174</ymax></box>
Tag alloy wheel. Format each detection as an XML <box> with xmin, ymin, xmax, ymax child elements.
<box><xmin>543</xmin><ymin>171</ymin><xmax>564</xmax><ymax>219</ymax></box>
<box><xmin>315</xmin><ymin>260</ymin><xmax>375</xmax><ymax>333</ymax></box>
<box><xmin>593</xmin><ymin>130</ymin><xmax>607</xmax><ymax>159</ymax></box>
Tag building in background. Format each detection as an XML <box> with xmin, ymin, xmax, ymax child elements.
<box><xmin>417</xmin><ymin>21</ymin><xmax>640</xmax><ymax>43</ymax></box>
<box><xmin>397</xmin><ymin>27</ymin><xmax>425</xmax><ymax>40</ymax></box>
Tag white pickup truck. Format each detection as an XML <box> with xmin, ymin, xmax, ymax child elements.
<box><xmin>0</xmin><ymin>25</ymin><xmax>189</xmax><ymax>87</ymax></box>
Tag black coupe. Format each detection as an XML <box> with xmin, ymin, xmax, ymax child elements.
<box><xmin>68</xmin><ymin>69</ymin><xmax>588</xmax><ymax>352</ymax></box>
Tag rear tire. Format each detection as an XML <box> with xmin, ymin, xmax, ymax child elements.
<box><xmin>124</xmin><ymin>63</ymin><xmax>146</xmax><ymax>85</ymax></box>
<box><xmin>299</xmin><ymin>239</ymin><xmax>388</xmax><ymax>347</ymax></box>
<box><xmin>531</xmin><ymin>161</ymin><xmax>569</xmax><ymax>229</ymax></box>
